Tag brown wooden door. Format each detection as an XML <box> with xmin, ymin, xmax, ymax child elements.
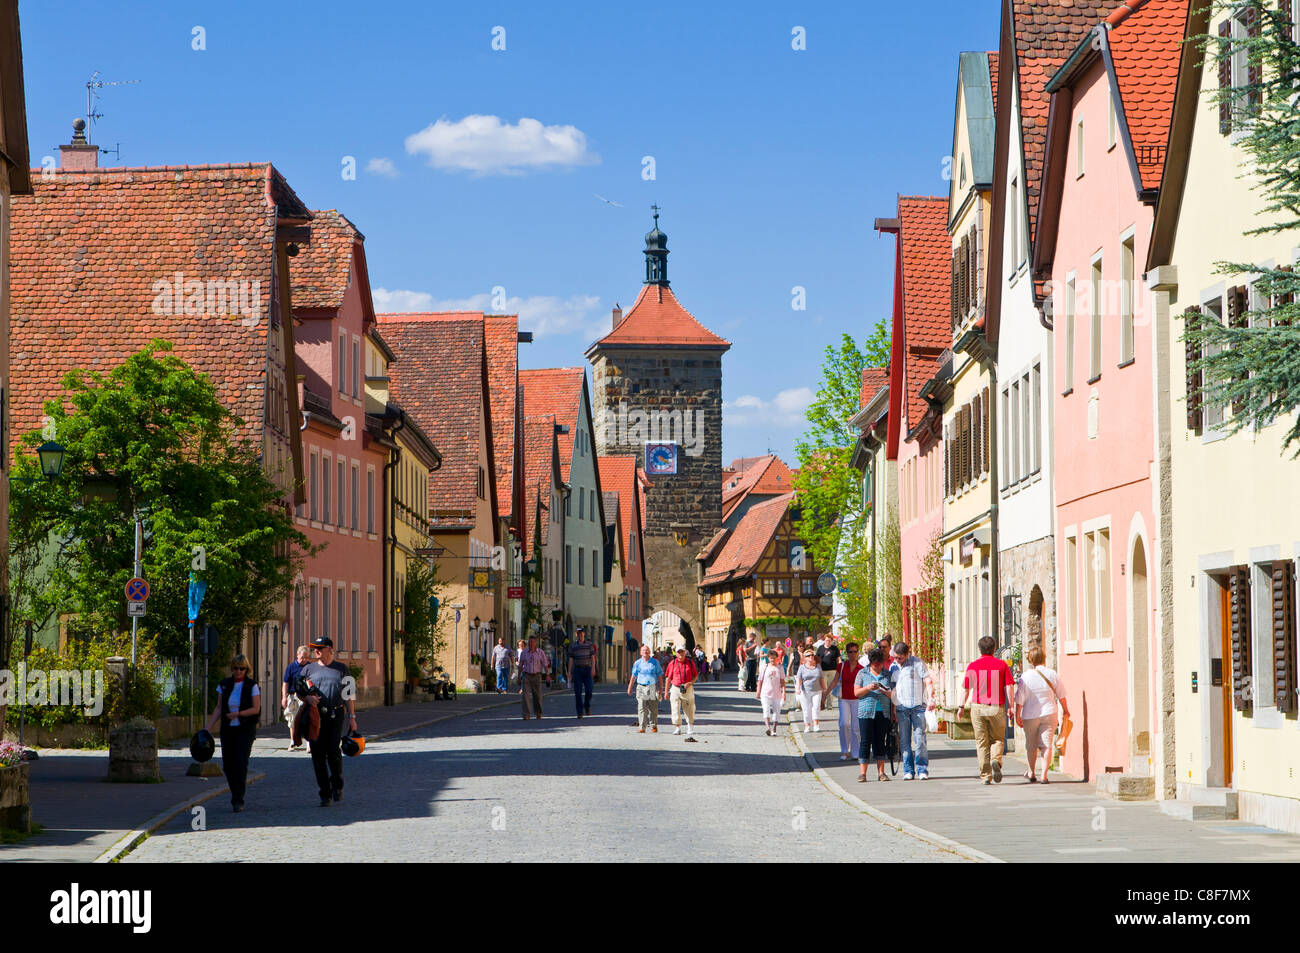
<box><xmin>1218</xmin><ymin>581</ymin><xmax>1233</xmax><ymax>789</ymax></box>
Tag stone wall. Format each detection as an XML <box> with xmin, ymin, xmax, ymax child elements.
<box><xmin>590</xmin><ymin>346</ymin><xmax>724</xmax><ymax>637</ymax></box>
<box><xmin>999</xmin><ymin>534</ymin><xmax>1058</xmax><ymax>666</ymax></box>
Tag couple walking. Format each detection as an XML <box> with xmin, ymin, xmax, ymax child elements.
<box><xmin>957</xmin><ymin>637</ymin><xmax>1070</xmax><ymax>784</ymax></box>
<box><xmin>628</xmin><ymin>644</ymin><xmax>698</xmax><ymax>739</ymax></box>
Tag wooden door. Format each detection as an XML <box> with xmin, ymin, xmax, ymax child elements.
<box><xmin>1218</xmin><ymin>583</ymin><xmax>1233</xmax><ymax>789</ymax></box>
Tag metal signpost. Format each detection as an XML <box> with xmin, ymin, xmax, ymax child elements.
<box><xmin>124</xmin><ymin>573</ymin><xmax>149</xmax><ymax>666</ymax></box>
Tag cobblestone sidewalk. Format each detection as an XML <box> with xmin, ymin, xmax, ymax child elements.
<box><xmin>794</xmin><ymin>718</ymin><xmax>1300</xmax><ymax>862</ymax></box>
<box><xmin>0</xmin><ymin>686</ymin><xmax>559</xmax><ymax>862</ymax></box>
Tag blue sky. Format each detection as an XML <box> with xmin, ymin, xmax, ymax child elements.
<box><xmin>20</xmin><ymin>0</ymin><xmax>997</xmax><ymax>464</ymax></box>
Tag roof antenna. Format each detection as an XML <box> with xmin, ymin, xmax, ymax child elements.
<box><xmin>85</xmin><ymin>70</ymin><xmax>140</xmax><ymax>146</ymax></box>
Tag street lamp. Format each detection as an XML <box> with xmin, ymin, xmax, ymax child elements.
<box><xmin>36</xmin><ymin>441</ymin><xmax>67</xmax><ymax>480</ymax></box>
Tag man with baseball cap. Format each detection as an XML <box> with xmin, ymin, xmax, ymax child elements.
<box><xmin>664</xmin><ymin>645</ymin><xmax>699</xmax><ymax>740</ymax></box>
<box><xmin>295</xmin><ymin>636</ymin><xmax>356</xmax><ymax>807</ymax></box>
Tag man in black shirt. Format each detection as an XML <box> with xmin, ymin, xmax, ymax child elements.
<box><xmin>567</xmin><ymin>628</ymin><xmax>598</xmax><ymax>718</ymax></box>
<box><xmin>297</xmin><ymin>636</ymin><xmax>357</xmax><ymax>807</ymax></box>
<box><xmin>816</xmin><ymin>636</ymin><xmax>841</xmax><ymax>712</ymax></box>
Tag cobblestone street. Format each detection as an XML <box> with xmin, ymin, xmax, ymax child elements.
<box><xmin>124</xmin><ymin>682</ymin><xmax>958</xmax><ymax>863</ymax></box>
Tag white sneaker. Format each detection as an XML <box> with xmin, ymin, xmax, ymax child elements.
<box><xmin>673</xmin><ymin>726</ymin><xmax>681</xmax><ymax>735</ymax></box>
<box><xmin>803</xmin><ymin>725</ymin><xmax>810</xmax><ymax>733</ymax></box>
<box><xmin>918</xmin><ymin>772</ymin><xmax>929</xmax><ymax>780</ymax></box>
<box><xmin>812</xmin><ymin>724</ymin><xmax>820</xmax><ymax>732</ymax></box>
<box><xmin>903</xmin><ymin>772</ymin><xmax>914</xmax><ymax>780</ymax></box>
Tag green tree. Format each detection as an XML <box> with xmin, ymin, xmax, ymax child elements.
<box><xmin>402</xmin><ymin>555</ymin><xmax>451</xmax><ymax>674</ymax></box>
<box><xmin>9</xmin><ymin>341</ymin><xmax>314</xmax><ymax>662</ymax></box>
<box><xmin>791</xmin><ymin>325</ymin><xmax>890</xmax><ymax>569</ymax></box>
<box><xmin>880</xmin><ymin>502</ymin><xmax>904</xmax><ymax>639</ymax></box>
<box><xmin>1183</xmin><ymin>2</ymin><xmax>1300</xmax><ymax>453</ymax></box>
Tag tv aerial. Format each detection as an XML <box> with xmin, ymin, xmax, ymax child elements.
<box><xmin>84</xmin><ymin>70</ymin><xmax>140</xmax><ymax>157</ymax></box>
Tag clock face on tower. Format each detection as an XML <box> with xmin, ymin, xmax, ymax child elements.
<box><xmin>645</xmin><ymin>442</ymin><xmax>678</xmax><ymax>476</ymax></box>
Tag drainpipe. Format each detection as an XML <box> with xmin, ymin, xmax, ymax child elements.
<box><xmin>382</xmin><ymin>411</ymin><xmax>407</xmax><ymax>708</ymax></box>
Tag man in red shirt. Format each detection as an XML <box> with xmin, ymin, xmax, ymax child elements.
<box><xmin>956</xmin><ymin>636</ymin><xmax>1015</xmax><ymax>784</ymax></box>
<box><xmin>665</xmin><ymin>646</ymin><xmax>699</xmax><ymax>740</ymax></box>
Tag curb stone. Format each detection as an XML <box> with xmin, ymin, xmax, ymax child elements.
<box><xmin>95</xmin><ymin>771</ymin><xmax>268</xmax><ymax>863</ymax></box>
<box><xmin>787</xmin><ymin>721</ymin><xmax>1004</xmax><ymax>864</ymax></box>
<box><xmin>94</xmin><ymin>689</ymin><xmax>566</xmax><ymax>862</ymax></box>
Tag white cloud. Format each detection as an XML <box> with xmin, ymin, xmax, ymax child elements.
<box><xmin>724</xmin><ymin>387</ymin><xmax>815</xmax><ymax>429</ymax></box>
<box><xmin>404</xmin><ymin>115</ymin><xmax>599</xmax><ymax>175</ymax></box>
<box><xmin>366</xmin><ymin>157</ymin><xmax>400</xmax><ymax>178</ymax></box>
<box><xmin>372</xmin><ymin>288</ymin><xmax>603</xmax><ymax>339</ymax></box>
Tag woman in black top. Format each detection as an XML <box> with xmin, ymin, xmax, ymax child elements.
<box><xmin>206</xmin><ymin>654</ymin><xmax>261</xmax><ymax>813</ymax></box>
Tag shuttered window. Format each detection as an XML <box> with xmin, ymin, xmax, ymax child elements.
<box><xmin>951</xmin><ymin>258</ymin><xmax>960</xmax><ymax>332</ymax></box>
<box><xmin>1230</xmin><ymin>567</ymin><xmax>1252</xmax><ymax>711</ymax></box>
<box><xmin>972</xmin><ymin>394</ymin><xmax>983</xmax><ymax>478</ymax></box>
<box><xmin>1273</xmin><ymin>561</ymin><xmax>1297</xmax><ymax>713</ymax></box>
<box><xmin>1245</xmin><ymin>4</ymin><xmax>1262</xmax><ymax>113</ymax></box>
<box><xmin>1228</xmin><ymin>284</ymin><xmax>1249</xmax><ymax>416</ymax></box>
<box><xmin>983</xmin><ymin>386</ymin><xmax>992</xmax><ymax>476</ymax></box>
<box><xmin>1185</xmin><ymin>304</ymin><xmax>1203</xmax><ymax>431</ymax></box>
<box><xmin>1218</xmin><ymin>19</ymin><xmax>1233</xmax><ymax>135</ymax></box>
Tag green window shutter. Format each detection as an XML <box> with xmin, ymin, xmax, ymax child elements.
<box><xmin>1273</xmin><ymin>561</ymin><xmax>1297</xmax><ymax>713</ymax></box>
<box><xmin>1230</xmin><ymin>566</ymin><xmax>1253</xmax><ymax>711</ymax></box>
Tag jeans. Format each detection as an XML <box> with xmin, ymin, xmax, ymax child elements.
<box><xmin>897</xmin><ymin>704</ymin><xmax>929</xmax><ymax>775</ymax></box>
<box><xmin>309</xmin><ymin>709</ymin><xmax>344</xmax><ymax>801</ymax></box>
<box><xmin>572</xmin><ymin>665</ymin><xmax>593</xmax><ymax>714</ymax></box>
<box><xmin>495</xmin><ymin>667</ymin><xmax>509</xmax><ymax>693</ymax></box>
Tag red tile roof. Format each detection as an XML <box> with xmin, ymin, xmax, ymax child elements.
<box><xmin>988</xmin><ymin>51</ymin><xmax>1001</xmax><ymax>117</ymax></box>
<box><xmin>700</xmin><ymin>492</ymin><xmax>793</xmax><ymax>586</ymax></box>
<box><xmin>375</xmin><ymin>311</ymin><xmax>520</xmax><ymax>521</ymax></box>
<box><xmin>1010</xmin><ymin>0</ymin><xmax>1117</xmax><ymax>245</ymax></box>
<box><xmin>519</xmin><ymin>367</ymin><xmax>585</xmax><ymax>482</ymax></box>
<box><xmin>859</xmin><ymin>367</ymin><xmax>889</xmax><ymax>410</ymax></box>
<box><xmin>587</xmin><ymin>283</ymin><xmax>730</xmax><ymax>351</ymax></box>
<box><xmin>1107</xmin><ymin>0</ymin><xmax>1187</xmax><ymax>191</ymax></box>
<box><xmin>522</xmin><ymin>413</ymin><xmax>558</xmax><ymax>557</ymax></box>
<box><xmin>721</xmin><ymin>454</ymin><xmax>795</xmax><ymax>521</ymax></box>
<box><xmin>9</xmin><ymin>163</ymin><xmax>305</xmax><ymax>449</ymax></box>
<box><xmin>898</xmin><ymin>196</ymin><xmax>952</xmax><ymax>431</ymax></box>
<box><xmin>483</xmin><ymin>314</ymin><xmax>520</xmax><ymax>522</ymax></box>
<box><xmin>291</xmin><ymin>209</ymin><xmax>361</xmax><ymax>310</ymax></box>
<box><xmin>376</xmin><ymin>314</ymin><xmax>489</xmax><ymax>519</ymax></box>
<box><xmin>598</xmin><ymin>454</ymin><xmax>642</xmax><ymax>573</ymax></box>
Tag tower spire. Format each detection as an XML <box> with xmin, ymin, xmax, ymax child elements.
<box><xmin>643</xmin><ymin>205</ymin><xmax>669</xmax><ymax>286</ymax></box>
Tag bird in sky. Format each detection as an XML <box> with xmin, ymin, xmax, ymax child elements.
<box><xmin>593</xmin><ymin>193</ymin><xmax>623</xmax><ymax>207</ymax></box>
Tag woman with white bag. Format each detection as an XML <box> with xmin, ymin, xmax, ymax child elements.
<box><xmin>1014</xmin><ymin>644</ymin><xmax>1070</xmax><ymax>783</ymax></box>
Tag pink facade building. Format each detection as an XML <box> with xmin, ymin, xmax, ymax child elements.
<box><xmin>1033</xmin><ymin>0</ymin><xmax>1184</xmax><ymax>780</ymax></box>
<box><xmin>291</xmin><ymin>211</ymin><xmax>388</xmax><ymax>707</ymax></box>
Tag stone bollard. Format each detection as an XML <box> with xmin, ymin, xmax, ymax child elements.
<box><xmin>107</xmin><ymin>722</ymin><xmax>161</xmax><ymax>783</ymax></box>
<box><xmin>0</xmin><ymin>761</ymin><xmax>32</xmax><ymax>832</ymax></box>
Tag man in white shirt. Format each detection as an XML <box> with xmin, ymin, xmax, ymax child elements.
<box><xmin>890</xmin><ymin>642</ymin><xmax>934</xmax><ymax>780</ymax></box>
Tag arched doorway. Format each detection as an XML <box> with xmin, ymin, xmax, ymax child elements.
<box><xmin>1027</xmin><ymin>585</ymin><xmax>1045</xmax><ymax>664</ymax></box>
<box><xmin>1130</xmin><ymin>536</ymin><xmax>1151</xmax><ymax>773</ymax></box>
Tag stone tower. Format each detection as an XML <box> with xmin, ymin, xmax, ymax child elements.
<box><xmin>586</xmin><ymin>211</ymin><xmax>730</xmax><ymax>646</ymax></box>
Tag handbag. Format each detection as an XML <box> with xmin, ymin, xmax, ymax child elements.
<box><xmin>1033</xmin><ymin>666</ymin><xmax>1072</xmax><ymax>756</ymax></box>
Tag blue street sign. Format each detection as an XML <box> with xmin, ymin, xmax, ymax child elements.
<box><xmin>125</xmin><ymin>577</ymin><xmax>149</xmax><ymax>602</ymax></box>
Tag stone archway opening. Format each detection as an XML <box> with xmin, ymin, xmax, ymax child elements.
<box><xmin>1027</xmin><ymin>584</ymin><xmax>1045</xmax><ymax>663</ymax></box>
<box><xmin>1130</xmin><ymin>536</ymin><xmax>1151</xmax><ymax>767</ymax></box>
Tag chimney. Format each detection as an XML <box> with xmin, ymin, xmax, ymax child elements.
<box><xmin>611</xmin><ymin>302</ymin><xmax>623</xmax><ymax>330</ymax></box>
<box><xmin>61</xmin><ymin>119</ymin><xmax>99</xmax><ymax>171</ymax></box>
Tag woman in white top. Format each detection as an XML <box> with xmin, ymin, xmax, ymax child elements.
<box><xmin>1014</xmin><ymin>644</ymin><xmax>1070</xmax><ymax>783</ymax></box>
<box><xmin>795</xmin><ymin>651</ymin><xmax>826</xmax><ymax>733</ymax></box>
